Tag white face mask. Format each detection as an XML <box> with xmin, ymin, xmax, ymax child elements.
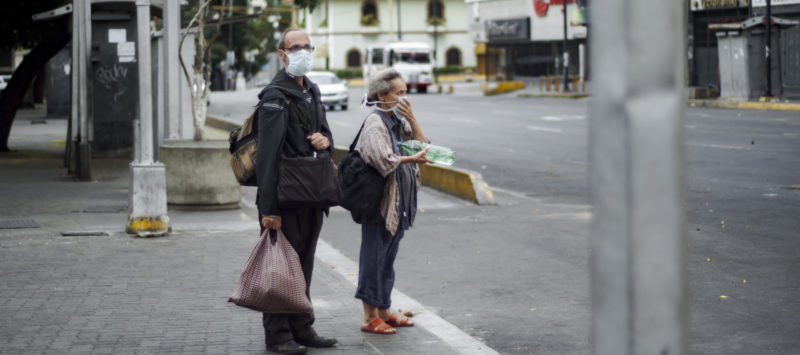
<box><xmin>362</xmin><ymin>95</ymin><xmax>407</xmax><ymax>115</ymax></box>
<box><xmin>283</xmin><ymin>49</ymin><xmax>313</xmax><ymax>77</ymax></box>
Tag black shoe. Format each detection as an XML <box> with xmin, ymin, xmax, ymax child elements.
<box><xmin>295</xmin><ymin>335</ymin><xmax>338</xmax><ymax>348</ymax></box>
<box><xmin>266</xmin><ymin>340</ymin><xmax>307</xmax><ymax>354</ymax></box>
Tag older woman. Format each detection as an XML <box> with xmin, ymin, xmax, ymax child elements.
<box><xmin>356</xmin><ymin>69</ymin><xmax>431</xmax><ymax>334</ymax></box>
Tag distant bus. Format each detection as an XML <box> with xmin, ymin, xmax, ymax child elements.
<box><xmin>364</xmin><ymin>42</ymin><xmax>433</xmax><ymax>93</ymax></box>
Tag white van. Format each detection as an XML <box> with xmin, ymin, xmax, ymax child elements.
<box><xmin>364</xmin><ymin>42</ymin><xmax>433</xmax><ymax>93</ymax></box>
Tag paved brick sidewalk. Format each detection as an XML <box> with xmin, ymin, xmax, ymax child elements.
<box><xmin>0</xmin><ymin>113</ymin><xmax>470</xmax><ymax>354</ymax></box>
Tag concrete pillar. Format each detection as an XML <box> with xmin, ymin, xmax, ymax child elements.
<box><xmin>589</xmin><ymin>0</ymin><xmax>687</xmax><ymax>354</ymax></box>
<box><xmin>127</xmin><ymin>0</ymin><xmax>169</xmax><ymax>237</ymax></box>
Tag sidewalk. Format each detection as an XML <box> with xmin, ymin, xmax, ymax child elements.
<box><xmin>0</xmin><ymin>108</ymin><xmax>496</xmax><ymax>354</ymax></box>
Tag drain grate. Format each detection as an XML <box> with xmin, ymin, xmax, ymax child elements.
<box><xmin>0</xmin><ymin>219</ymin><xmax>40</xmax><ymax>229</ymax></box>
<box><xmin>60</xmin><ymin>231</ymin><xmax>110</xmax><ymax>237</ymax></box>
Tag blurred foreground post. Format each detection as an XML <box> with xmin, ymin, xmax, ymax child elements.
<box><xmin>589</xmin><ymin>0</ymin><xmax>687</xmax><ymax>354</ymax></box>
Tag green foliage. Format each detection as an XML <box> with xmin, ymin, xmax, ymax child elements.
<box><xmin>183</xmin><ymin>0</ymin><xmax>280</xmax><ymax>78</ymax></box>
<box><xmin>360</xmin><ymin>14</ymin><xmax>378</xmax><ymax>26</ymax></box>
<box><xmin>0</xmin><ymin>0</ymin><xmax>66</xmax><ymax>52</ymax></box>
<box><xmin>334</xmin><ymin>69</ymin><xmax>363</xmax><ymax>79</ymax></box>
<box><xmin>295</xmin><ymin>0</ymin><xmax>321</xmax><ymax>13</ymax></box>
<box><xmin>436</xmin><ymin>66</ymin><xmax>463</xmax><ymax>75</ymax></box>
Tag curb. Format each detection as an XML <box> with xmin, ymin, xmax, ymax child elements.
<box><xmin>688</xmin><ymin>99</ymin><xmax>800</xmax><ymax>111</ymax></box>
<box><xmin>334</xmin><ymin>146</ymin><xmax>495</xmax><ymax>205</ymax></box>
<box><xmin>206</xmin><ymin>115</ymin><xmax>239</xmax><ymax>132</ymax></box>
<box><xmin>517</xmin><ymin>93</ymin><xmax>590</xmax><ymax>99</ymax></box>
<box><xmin>483</xmin><ymin>81</ymin><xmax>525</xmax><ymax>96</ymax></box>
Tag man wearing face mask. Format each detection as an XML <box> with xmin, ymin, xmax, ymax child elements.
<box><xmin>254</xmin><ymin>28</ymin><xmax>337</xmax><ymax>354</ymax></box>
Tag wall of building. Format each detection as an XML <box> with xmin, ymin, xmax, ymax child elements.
<box><xmin>307</xmin><ymin>0</ymin><xmax>475</xmax><ymax>71</ymax></box>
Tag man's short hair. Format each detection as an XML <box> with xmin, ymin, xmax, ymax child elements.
<box><xmin>277</xmin><ymin>28</ymin><xmax>304</xmax><ymax>50</ymax></box>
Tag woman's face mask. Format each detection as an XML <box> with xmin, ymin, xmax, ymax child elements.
<box><xmin>363</xmin><ymin>95</ymin><xmax>408</xmax><ymax>117</ymax></box>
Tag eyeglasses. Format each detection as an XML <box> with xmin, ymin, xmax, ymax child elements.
<box><xmin>281</xmin><ymin>44</ymin><xmax>315</xmax><ymax>53</ymax></box>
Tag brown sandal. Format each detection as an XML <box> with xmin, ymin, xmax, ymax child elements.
<box><xmin>384</xmin><ymin>313</ymin><xmax>414</xmax><ymax>327</ymax></box>
<box><xmin>361</xmin><ymin>318</ymin><xmax>396</xmax><ymax>334</ymax></box>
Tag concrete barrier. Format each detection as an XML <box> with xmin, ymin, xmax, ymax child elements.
<box><xmin>333</xmin><ymin>146</ymin><xmax>495</xmax><ymax>205</ymax></box>
<box><xmin>483</xmin><ymin>81</ymin><xmax>525</xmax><ymax>96</ymax></box>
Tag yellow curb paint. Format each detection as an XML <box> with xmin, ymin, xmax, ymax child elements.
<box><xmin>688</xmin><ymin>99</ymin><xmax>800</xmax><ymax>111</ymax></box>
<box><xmin>518</xmin><ymin>93</ymin><xmax>590</xmax><ymax>99</ymax></box>
<box><xmin>483</xmin><ymin>81</ymin><xmax>525</xmax><ymax>96</ymax></box>
<box><xmin>127</xmin><ymin>217</ymin><xmax>169</xmax><ymax>237</ymax></box>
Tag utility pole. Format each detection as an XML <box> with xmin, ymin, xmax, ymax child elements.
<box><xmin>397</xmin><ymin>0</ymin><xmax>403</xmax><ymax>41</ymax></box>
<box><xmin>433</xmin><ymin>3</ymin><xmax>439</xmax><ymax>84</ymax></box>
<box><xmin>163</xmin><ymin>0</ymin><xmax>182</xmax><ymax>139</ymax></box>
<box><xmin>128</xmin><ymin>0</ymin><xmax>169</xmax><ymax>237</ymax></box>
<box><xmin>71</xmin><ymin>0</ymin><xmax>92</xmax><ymax>180</ymax></box>
<box><xmin>562</xmin><ymin>0</ymin><xmax>570</xmax><ymax>91</ymax></box>
<box><xmin>590</xmin><ymin>0</ymin><xmax>687</xmax><ymax>354</ymax></box>
<box><xmin>765</xmin><ymin>0</ymin><xmax>772</xmax><ymax>97</ymax></box>
<box><xmin>227</xmin><ymin>0</ymin><xmax>234</xmax><ymax>90</ymax></box>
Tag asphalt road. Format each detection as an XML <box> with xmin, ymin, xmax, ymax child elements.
<box><xmin>210</xmin><ymin>86</ymin><xmax>800</xmax><ymax>354</ymax></box>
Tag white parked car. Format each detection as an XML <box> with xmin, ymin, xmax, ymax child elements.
<box><xmin>307</xmin><ymin>71</ymin><xmax>349</xmax><ymax>111</ymax></box>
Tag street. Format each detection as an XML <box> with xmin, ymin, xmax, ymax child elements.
<box><xmin>212</xmin><ymin>86</ymin><xmax>800</xmax><ymax>354</ymax></box>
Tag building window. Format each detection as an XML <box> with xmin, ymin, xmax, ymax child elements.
<box><xmin>361</xmin><ymin>0</ymin><xmax>379</xmax><ymax>26</ymax></box>
<box><xmin>347</xmin><ymin>49</ymin><xmax>362</xmax><ymax>68</ymax></box>
<box><xmin>446</xmin><ymin>47</ymin><xmax>461</xmax><ymax>67</ymax></box>
<box><xmin>427</xmin><ymin>0</ymin><xmax>445</xmax><ymax>26</ymax></box>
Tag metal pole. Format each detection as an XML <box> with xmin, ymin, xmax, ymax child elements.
<box><xmin>589</xmin><ymin>0</ymin><xmax>687</xmax><ymax>354</ymax></box>
<box><xmin>137</xmin><ymin>0</ymin><xmax>154</xmax><ymax>164</ymax></box>
<box><xmin>163</xmin><ymin>0</ymin><xmax>181</xmax><ymax>140</ymax></box>
<box><xmin>433</xmin><ymin>5</ymin><xmax>439</xmax><ymax>84</ymax></box>
<box><xmin>765</xmin><ymin>0</ymin><xmax>772</xmax><ymax>97</ymax></box>
<box><xmin>128</xmin><ymin>0</ymin><xmax>169</xmax><ymax>237</ymax></box>
<box><xmin>563</xmin><ymin>0</ymin><xmax>570</xmax><ymax>91</ymax></box>
<box><xmin>73</xmin><ymin>0</ymin><xmax>92</xmax><ymax>180</ymax></box>
<box><xmin>397</xmin><ymin>0</ymin><xmax>402</xmax><ymax>41</ymax></box>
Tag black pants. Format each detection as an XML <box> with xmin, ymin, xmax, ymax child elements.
<box><xmin>260</xmin><ymin>207</ymin><xmax>324</xmax><ymax>345</ymax></box>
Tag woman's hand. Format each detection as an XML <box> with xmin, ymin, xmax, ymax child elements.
<box><xmin>261</xmin><ymin>215</ymin><xmax>282</xmax><ymax>230</ymax></box>
<box><xmin>397</xmin><ymin>98</ymin><xmax>415</xmax><ymax>121</ymax></box>
<box><xmin>307</xmin><ymin>132</ymin><xmax>330</xmax><ymax>150</ymax></box>
<box><xmin>401</xmin><ymin>146</ymin><xmax>432</xmax><ymax>165</ymax></box>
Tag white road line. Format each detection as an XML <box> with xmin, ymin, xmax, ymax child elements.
<box><xmin>526</xmin><ymin>125</ymin><xmax>563</xmax><ymax>133</ymax></box>
<box><xmin>688</xmin><ymin>143</ymin><xmax>752</xmax><ymax>150</ymax></box>
<box><xmin>314</xmin><ymin>239</ymin><xmax>500</xmax><ymax>355</ymax></box>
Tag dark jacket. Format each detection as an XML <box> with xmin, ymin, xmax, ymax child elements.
<box><xmin>255</xmin><ymin>69</ymin><xmax>334</xmax><ymax>216</ymax></box>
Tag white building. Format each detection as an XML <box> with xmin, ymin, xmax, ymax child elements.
<box><xmin>303</xmin><ymin>0</ymin><xmax>476</xmax><ymax>71</ymax></box>
<box><xmin>466</xmin><ymin>0</ymin><xmax>588</xmax><ymax>78</ymax></box>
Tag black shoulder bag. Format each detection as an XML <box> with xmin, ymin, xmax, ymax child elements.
<box><xmin>337</xmin><ymin>119</ymin><xmax>389</xmax><ymax>224</ymax></box>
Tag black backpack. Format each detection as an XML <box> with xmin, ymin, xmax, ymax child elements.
<box><xmin>337</xmin><ymin>119</ymin><xmax>389</xmax><ymax>224</ymax></box>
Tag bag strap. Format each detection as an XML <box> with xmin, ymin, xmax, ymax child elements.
<box><xmin>349</xmin><ymin>110</ymin><xmax>397</xmax><ymax>153</ymax></box>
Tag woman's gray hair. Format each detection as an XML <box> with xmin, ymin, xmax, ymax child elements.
<box><xmin>366</xmin><ymin>69</ymin><xmax>402</xmax><ymax>106</ymax></box>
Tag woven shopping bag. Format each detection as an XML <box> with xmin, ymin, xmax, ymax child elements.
<box><xmin>229</xmin><ymin>229</ymin><xmax>313</xmax><ymax>314</ymax></box>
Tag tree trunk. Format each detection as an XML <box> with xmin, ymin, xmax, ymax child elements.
<box><xmin>0</xmin><ymin>19</ymin><xmax>69</xmax><ymax>152</ymax></box>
